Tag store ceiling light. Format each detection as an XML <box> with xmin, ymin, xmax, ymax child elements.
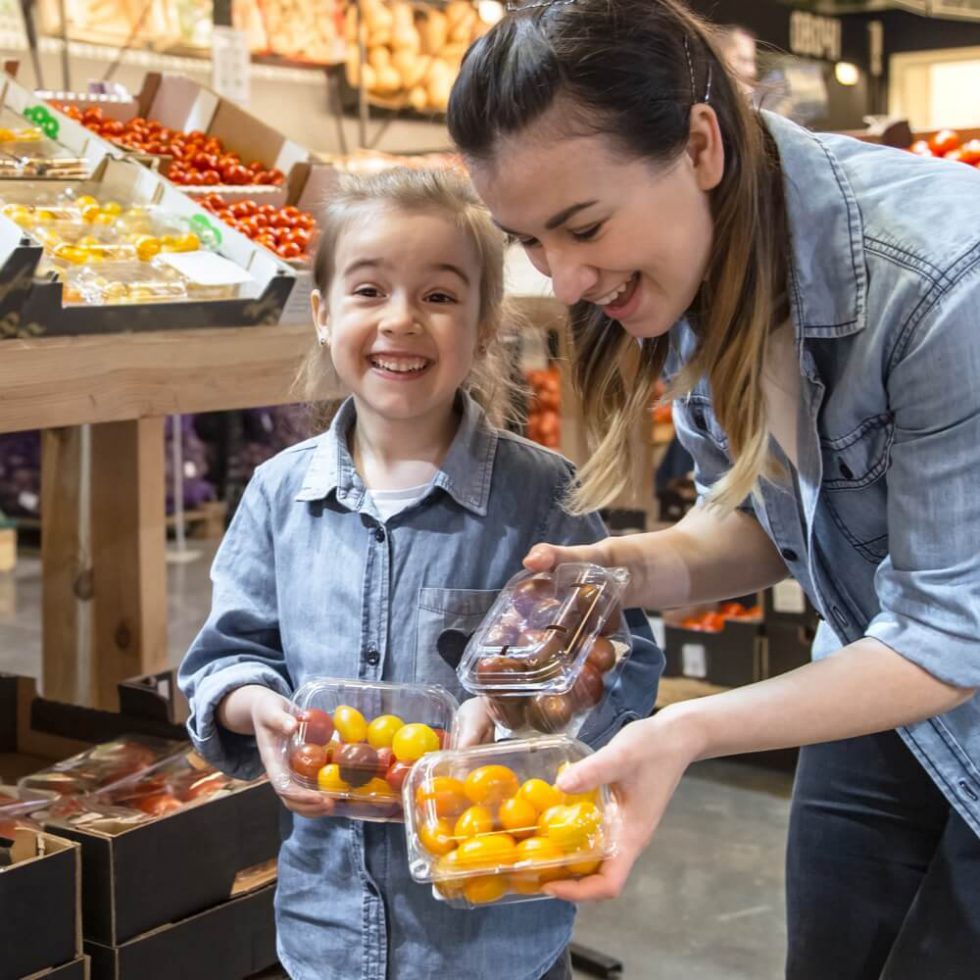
<box><xmin>835</xmin><ymin>61</ymin><xmax>861</xmax><ymax>85</ymax></box>
<box><xmin>478</xmin><ymin>0</ymin><xmax>505</xmax><ymax>24</ymax></box>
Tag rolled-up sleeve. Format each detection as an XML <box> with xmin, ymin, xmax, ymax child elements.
<box><xmin>539</xmin><ymin>466</ymin><xmax>664</xmax><ymax>747</ymax></box>
<box><xmin>177</xmin><ymin>471</ymin><xmax>293</xmax><ymax>779</ymax></box>
<box><xmin>865</xmin><ymin>282</ymin><xmax>980</xmax><ymax>688</ymax></box>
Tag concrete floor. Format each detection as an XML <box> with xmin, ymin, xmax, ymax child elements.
<box><xmin>0</xmin><ymin>543</ymin><xmax>792</xmax><ymax>979</ymax></box>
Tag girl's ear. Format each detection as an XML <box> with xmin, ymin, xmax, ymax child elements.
<box><xmin>310</xmin><ymin>289</ymin><xmax>330</xmax><ymax>346</ymax></box>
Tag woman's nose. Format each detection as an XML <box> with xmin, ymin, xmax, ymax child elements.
<box><xmin>542</xmin><ymin>247</ymin><xmax>600</xmax><ymax>306</ymax></box>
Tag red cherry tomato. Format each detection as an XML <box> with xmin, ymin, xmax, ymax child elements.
<box><xmin>289</xmin><ymin>742</ymin><xmax>328</xmax><ymax>780</ymax></box>
<box><xmin>958</xmin><ymin>139</ymin><xmax>980</xmax><ymax>165</ymax></box>
<box><xmin>297</xmin><ymin>708</ymin><xmax>335</xmax><ymax>746</ymax></box>
<box><xmin>928</xmin><ymin>128</ymin><xmax>960</xmax><ymax>156</ymax></box>
<box><xmin>385</xmin><ymin>761</ymin><xmax>413</xmax><ymax>793</ymax></box>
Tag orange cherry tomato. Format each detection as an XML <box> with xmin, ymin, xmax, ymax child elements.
<box><xmin>538</xmin><ymin>801</ymin><xmax>604</xmax><ymax>853</ymax></box>
<box><xmin>513</xmin><ymin>835</ymin><xmax>566</xmax><ymax>887</ymax></box>
<box><xmin>497</xmin><ymin>797</ymin><xmax>538</xmax><ymax>839</ymax></box>
<box><xmin>414</xmin><ymin>776</ymin><xmax>468</xmax><ymax>820</ymax></box>
<box><xmin>433</xmin><ymin>850</ymin><xmax>465</xmax><ymax>899</ymax></box>
<box><xmin>462</xmin><ymin>874</ymin><xmax>509</xmax><ymax>905</ymax></box>
<box><xmin>517</xmin><ymin>778</ymin><xmax>564</xmax><ymax>814</ymax></box>
<box><xmin>567</xmin><ymin>857</ymin><xmax>603</xmax><ymax>876</ymax></box>
<box><xmin>419</xmin><ymin>818</ymin><xmax>456</xmax><ymax>857</ymax></box>
<box><xmin>454</xmin><ymin>805</ymin><xmax>495</xmax><ymax>839</ymax></box>
<box><xmin>463</xmin><ymin>765</ymin><xmax>520</xmax><ymax>806</ymax></box>
<box><xmin>392</xmin><ymin>723</ymin><xmax>440</xmax><ymax>763</ymax></box>
<box><xmin>289</xmin><ymin>742</ymin><xmax>327</xmax><ymax>781</ymax></box>
<box><xmin>456</xmin><ymin>833</ymin><xmax>517</xmax><ymax>871</ymax></box>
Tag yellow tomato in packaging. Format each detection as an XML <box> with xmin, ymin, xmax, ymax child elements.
<box><xmin>462</xmin><ymin>874</ymin><xmax>509</xmax><ymax>905</ymax></box>
<box><xmin>333</xmin><ymin>705</ymin><xmax>368</xmax><ymax>743</ymax></box>
<box><xmin>433</xmin><ymin>850</ymin><xmax>465</xmax><ymax>899</ymax></box>
<box><xmin>513</xmin><ymin>836</ymin><xmax>566</xmax><ymax>884</ymax></box>
<box><xmin>356</xmin><ymin>777</ymin><xmax>397</xmax><ymax>800</ymax></box>
<box><xmin>538</xmin><ymin>801</ymin><xmax>603</xmax><ymax>853</ymax></box>
<box><xmin>456</xmin><ymin>833</ymin><xmax>517</xmax><ymax>871</ymax></box>
<box><xmin>317</xmin><ymin>764</ymin><xmax>350</xmax><ymax>793</ymax></box>
<box><xmin>135</xmin><ymin>235</ymin><xmax>161</xmax><ymax>261</ymax></box>
<box><xmin>497</xmin><ymin>797</ymin><xmax>538</xmax><ymax>839</ymax></box>
<box><xmin>453</xmin><ymin>804</ymin><xmax>494</xmax><ymax>839</ymax></box>
<box><xmin>366</xmin><ymin>714</ymin><xmax>405</xmax><ymax>749</ymax></box>
<box><xmin>392</xmin><ymin>723</ymin><xmax>439</xmax><ymax>763</ymax></box>
<box><xmin>101</xmin><ymin>200</ymin><xmax>123</xmax><ymax>216</ymax></box>
<box><xmin>414</xmin><ymin>776</ymin><xmax>467</xmax><ymax>820</ymax></box>
<box><xmin>463</xmin><ymin>765</ymin><xmax>520</xmax><ymax>806</ymax></box>
<box><xmin>419</xmin><ymin>817</ymin><xmax>456</xmax><ymax>857</ymax></box>
<box><xmin>517</xmin><ymin>778</ymin><xmax>564</xmax><ymax>814</ymax></box>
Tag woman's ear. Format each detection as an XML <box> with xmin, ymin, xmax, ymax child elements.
<box><xmin>687</xmin><ymin>104</ymin><xmax>725</xmax><ymax>193</ymax></box>
<box><xmin>310</xmin><ymin>289</ymin><xmax>330</xmax><ymax>347</ymax></box>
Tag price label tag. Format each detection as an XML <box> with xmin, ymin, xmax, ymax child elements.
<box><xmin>211</xmin><ymin>26</ymin><xmax>251</xmax><ymax>105</ymax></box>
<box><xmin>681</xmin><ymin>643</ymin><xmax>707</xmax><ymax>679</ymax></box>
<box><xmin>773</xmin><ymin>580</ymin><xmax>807</xmax><ymax>615</ymax></box>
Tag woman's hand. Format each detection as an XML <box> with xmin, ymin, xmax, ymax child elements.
<box><xmin>246</xmin><ymin>688</ymin><xmax>335</xmax><ymax>819</ymax></box>
<box><xmin>451</xmin><ymin>696</ymin><xmax>497</xmax><ymax>749</ymax></box>
<box><xmin>543</xmin><ymin>706</ymin><xmax>704</xmax><ymax>902</ymax></box>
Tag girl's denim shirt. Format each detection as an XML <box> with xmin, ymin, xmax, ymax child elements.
<box><xmin>179</xmin><ymin>392</ymin><xmax>664</xmax><ymax>980</ymax></box>
<box><xmin>669</xmin><ymin>111</ymin><xmax>980</xmax><ymax>835</ymax></box>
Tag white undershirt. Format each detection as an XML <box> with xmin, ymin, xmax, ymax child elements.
<box><xmin>367</xmin><ymin>482</ymin><xmax>432</xmax><ymax>522</ymax></box>
<box><xmin>762</xmin><ymin>321</ymin><xmax>801</xmax><ymax>467</ymax></box>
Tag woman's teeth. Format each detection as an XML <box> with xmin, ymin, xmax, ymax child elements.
<box><xmin>371</xmin><ymin>356</ymin><xmax>428</xmax><ymax>374</ymax></box>
<box><xmin>595</xmin><ymin>275</ymin><xmax>636</xmax><ymax>307</ymax></box>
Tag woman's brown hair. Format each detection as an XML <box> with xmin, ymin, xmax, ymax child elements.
<box><xmin>448</xmin><ymin>0</ymin><xmax>786</xmax><ymax>513</ymax></box>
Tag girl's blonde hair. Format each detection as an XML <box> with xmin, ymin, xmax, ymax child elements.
<box><xmin>297</xmin><ymin>166</ymin><xmax>519</xmax><ymax>429</ymax></box>
<box><xmin>449</xmin><ymin>0</ymin><xmax>787</xmax><ymax>514</ymax></box>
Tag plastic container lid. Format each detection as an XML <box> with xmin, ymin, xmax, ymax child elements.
<box><xmin>279</xmin><ymin>677</ymin><xmax>459</xmax><ymax>823</ymax></box>
<box><xmin>457</xmin><ymin>563</ymin><xmax>632</xmax><ymax>736</ymax></box>
<box><xmin>403</xmin><ymin>735</ymin><xmax>615</xmax><ymax>908</ymax></box>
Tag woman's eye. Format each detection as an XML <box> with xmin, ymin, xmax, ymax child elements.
<box><xmin>507</xmin><ymin>233</ymin><xmax>540</xmax><ymax>249</ymax></box>
<box><xmin>571</xmin><ymin>223</ymin><xmax>602</xmax><ymax>242</ymax></box>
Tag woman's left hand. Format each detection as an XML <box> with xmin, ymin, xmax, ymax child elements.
<box><xmin>543</xmin><ymin>707</ymin><xmax>704</xmax><ymax>901</ymax></box>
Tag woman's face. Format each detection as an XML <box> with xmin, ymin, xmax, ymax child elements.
<box><xmin>468</xmin><ymin>106</ymin><xmax>723</xmax><ymax>339</ymax></box>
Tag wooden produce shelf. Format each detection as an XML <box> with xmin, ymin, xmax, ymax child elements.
<box><xmin>0</xmin><ymin>323</ymin><xmax>333</xmax><ymax>710</ymax></box>
<box><xmin>656</xmin><ymin>676</ymin><xmax>730</xmax><ymax>709</ymax></box>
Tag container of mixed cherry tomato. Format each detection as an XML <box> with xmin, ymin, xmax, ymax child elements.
<box><xmin>457</xmin><ymin>563</ymin><xmax>631</xmax><ymax>736</ymax></box>
<box><xmin>282</xmin><ymin>678</ymin><xmax>458</xmax><ymax>822</ymax></box>
<box><xmin>404</xmin><ymin>735</ymin><xmax>614</xmax><ymax>908</ymax></box>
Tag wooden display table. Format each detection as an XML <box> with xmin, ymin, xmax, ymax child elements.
<box><xmin>0</xmin><ymin>323</ymin><xmax>327</xmax><ymax>709</ymax></box>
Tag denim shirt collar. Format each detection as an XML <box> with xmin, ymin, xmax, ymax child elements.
<box><xmin>763</xmin><ymin>111</ymin><xmax>868</xmax><ymax>340</ymax></box>
<box><xmin>294</xmin><ymin>389</ymin><xmax>498</xmax><ymax>516</ymax></box>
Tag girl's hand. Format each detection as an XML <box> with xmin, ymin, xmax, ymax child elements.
<box><xmin>451</xmin><ymin>697</ymin><xmax>497</xmax><ymax>749</ymax></box>
<box><xmin>250</xmin><ymin>688</ymin><xmax>335</xmax><ymax>819</ymax></box>
<box><xmin>542</xmin><ymin>707</ymin><xmax>703</xmax><ymax>902</ymax></box>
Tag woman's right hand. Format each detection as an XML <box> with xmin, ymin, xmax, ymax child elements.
<box><xmin>248</xmin><ymin>688</ymin><xmax>335</xmax><ymax>819</ymax></box>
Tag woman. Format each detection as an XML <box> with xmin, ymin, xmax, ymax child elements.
<box><xmin>447</xmin><ymin>1</ymin><xmax>980</xmax><ymax>977</ymax></box>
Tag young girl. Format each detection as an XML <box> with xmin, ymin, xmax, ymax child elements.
<box><xmin>449</xmin><ymin>0</ymin><xmax>980</xmax><ymax>975</ymax></box>
<box><xmin>178</xmin><ymin>168</ymin><xmax>662</xmax><ymax>980</ymax></box>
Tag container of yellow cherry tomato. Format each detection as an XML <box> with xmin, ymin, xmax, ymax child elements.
<box><xmin>403</xmin><ymin>735</ymin><xmax>615</xmax><ymax>908</ymax></box>
<box><xmin>281</xmin><ymin>677</ymin><xmax>459</xmax><ymax>822</ymax></box>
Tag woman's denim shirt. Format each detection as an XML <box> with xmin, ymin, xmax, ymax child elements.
<box><xmin>178</xmin><ymin>392</ymin><xmax>663</xmax><ymax>980</ymax></box>
<box><xmin>669</xmin><ymin>111</ymin><xmax>980</xmax><ymax>834</ymax></box>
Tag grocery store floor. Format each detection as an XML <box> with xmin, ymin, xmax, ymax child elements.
<box><xmin>1</xmin><ymin>545</ymin><xmax>792</xmax><ymax>979</ymax></box>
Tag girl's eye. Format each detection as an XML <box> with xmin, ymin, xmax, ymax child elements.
<box><xmin>426</xmin><ymin>291</ymin><xmax>457</xmax><ymax>304</ymax></box>
<box><xmin>353</xmin><ymin>285</ymin><xmax>383</xmax><ymax>298</ymax></box>
<box><xmin>571</xmin><ymin>223</ymin><xmax>602</xmax><ymax>242</ymax></box>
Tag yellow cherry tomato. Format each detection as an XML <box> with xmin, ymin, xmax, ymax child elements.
<box><xmin>538</xmin><ymin>801</ymin><xmax>603</xmax><ymax>853</ymax></box>
<box><xmin>433</xmin><ymin>849</ymin><xmax>465</xmax><ymax>899</ymax></box>
<box><xmin>463</xmin><ymin>765</ymin><xmax>520</xmax><ymax>806</ymax></box>
<box><xmin>456</xmin><ymin>833</ymin><xmax>517</xmax><ymax>871</ymax></box>
<box><xmin>518</xmin><ymin>778</ymin><xmax>564</xmax><ymax>813</ymax></box>
<box><xmin>419</xmin><ymin>817</ymin><xmax>456</xmax><ymax>857</ymax></box>
<box><xmin>414</xmin><ymin>776</ymin><xmax>468</xmax><ymax>820</ymax></box>
<box><xmin>135</xmin><ymin>235</ymin><xmax>161</xmax><ymax>262</ymax></box>
<box><xmin>317</xmin><ymin>763</ymin><xmax>350</xmax><ymax>793</ymax></box>
<box><xmin>74</xmin><ymin>194</ymin><xmax>98</xmax><ymax>209</ymax></box>
<box><xmin>80</xmin><ymin>204</ymin><xmax>101</xmax><ymax>224</ymax></box>
<box><xmin>462</xmin><ymin>874</ymin><xmax>509</xmax><ymax>905</ymax></box>
<box><xmin>497</xmin><ymin>796</ymin><xmax>538</xmax><ymax>839</ymax></box>
<box><xmin>101</xmin><ymin>200</ymin><xmax>123</xmax><ymax>216</ymax></box>
<box><xmin>566</xmin><ymin>858</ymin><xmax>603</xmax><ymax>877</ymax></box>
<box><xmin>392</xmin><ymin>723</ymin><xmax>440</xmax><ymax>763</ymax></box>
<box><xmin>555</xmin><ymin>761</ymin><xmax>599</xmax><ymax>805</ymax></box>
<box><xmin>454</xmin><ymin>805</ymin><xmax>494</xmax><ymax>839</ymax></box>
<box><xmin>513</xmin><ymin>835</ymin><xmax>566</xmax><ymax>885</ymax></box>
<box><xmin>366</xmin><ymin>714</ymin><xmax>405</xmax><ymax>749</ymax></box>
<box><xmin>332</xmin><ymin>705</ymin><xmax>368</xmax><ymax>743</ymax></box>
<box><xmin>355</xmin><ymin>777</ymin><xmax>397</xmax><ymax>800</ymax></box>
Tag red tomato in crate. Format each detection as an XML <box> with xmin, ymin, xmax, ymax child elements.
<box><xmin>928</xmin><ymin>129</ymin><xmax>961</xmax><ymax>156</ymax></box>
<box><xmin>909</xmin><ymin>140</ymin><xmax>933</xmax><ymax>157</ymax></box>
<box><xmin>958</xmin><ymin>140</ymin><xmax>980</xmax><ymax>165</ymax></box>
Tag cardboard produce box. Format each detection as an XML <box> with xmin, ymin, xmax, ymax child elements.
<box><xmin>0</xmin><ymin>672</ymin><xmax>281</xmax><ymax>947</ymax></box>
<box><xmin>22</xmin><ymin>955</ymin><xmax>89</xmax><ymax>980</ymax></box>
<box><xmin>84</xmin><ymin>884</ymin><xmax>276</xmax><ymax>980</ymax></box>
<box><xmin>0</xmin><ymin>828</ymin><xmax>81</xmax><ymax>980</ymax></box>
<box><xmin>664</xmin><ymin>620</ymin><xmax>763</xmax><ymax>689</ymax></box>
<box><xmin>764</xmin><ymin>620</ymin><xmax>815</xmax><ymax>680</ymax></box>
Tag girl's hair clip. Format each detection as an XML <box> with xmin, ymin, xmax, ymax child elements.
<box><xmin>506</xmin><ymin>0</ymin><xmax>576</xmax><ymax>10</ymax></box>
<box><xmin>684</xmin><ymin>36</ymin><xmax>713</xmax><ymax>105</ymax></box>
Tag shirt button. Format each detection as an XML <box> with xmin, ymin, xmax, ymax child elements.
<box><xmin>374</xmin><ymin>526</ymin><xmax>386</xmax><ymax>543</ymax></box>
<box><xmin>781</xmin><ymin>547</ymin><xmax>798</xmax><ymax>562</ymax></box>
<box><xmin>365</xmin><ymin>648</ymin><xmax>381</xmax><ymax>666</ymax></box>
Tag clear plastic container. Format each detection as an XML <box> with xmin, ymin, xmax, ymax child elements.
<box><xmin>63</xmin><ymin>262</ymin><xmax>188</xmax><ymax>306</ymax></box>
<box><xmin>404</xmin><ymin>735</ymin><xmax>615</xmax><ymax>908</ymax></box>
<box><xmin>278</xmin><ymin>677</ymin><xmax>459</xmax><ymax>822</ymax></box>
<box><xmin>16</xmin><ymin>734</ymin><xmax>184</xmax><ymax>797</ymax></box>
<box><xmin>457</xmin><ymin>563</ymin><xmax>632</xmax><ymax>736</ymax></box>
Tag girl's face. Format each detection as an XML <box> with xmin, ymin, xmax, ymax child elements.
<box><xmin>468</xmin><ymin>106</ymin><xmax>723</xmax><ymax>339</ymax></box>
<box><xmin>313</xmin><ymin>204</ymin><xmax>483</xmax><ymax>429</ymax></box>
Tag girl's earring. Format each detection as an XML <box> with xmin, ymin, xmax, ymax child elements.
<box><xmin>319</xmin><ymin>335</ymin><xmax>329</xmax><ymax>348</ymax></box>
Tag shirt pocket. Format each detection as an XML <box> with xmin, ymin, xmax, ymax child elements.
<box><xmin>819</xmin><ymin>413</ymin><xmax>893</xmax><ymax>563</ymax></box>
<box><xmin>415</xmin><ymin>587</ymin><xmax>499</xmax><ymax>695</ymax></box>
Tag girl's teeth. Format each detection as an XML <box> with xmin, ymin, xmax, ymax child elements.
<box><xmin>373</xmin><ymin>357</ymin><xmax>427</xmax><ymax>373</ymax></box>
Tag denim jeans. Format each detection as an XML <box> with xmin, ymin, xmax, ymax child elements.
<box><xmin>786</xmin><ymin>731</ymin><xmax>980</xmax><ymax>979</ymax></box>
